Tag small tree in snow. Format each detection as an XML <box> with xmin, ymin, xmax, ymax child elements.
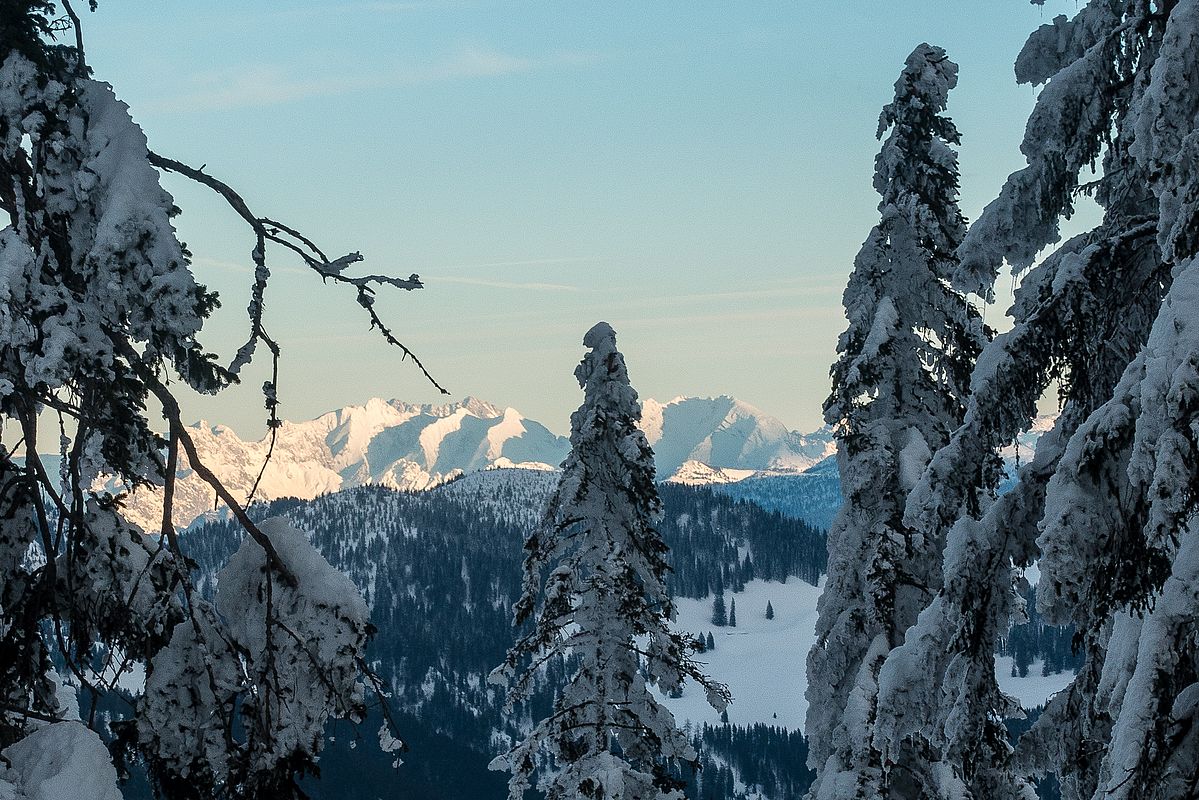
<box><xmin>491</xmin><ymin>322</ymin><xmax>729</xmax><ymax>800</ymax></box>
<box><xmin>712</xmin><ymin>592</ymin><xmax>728</xmax><ymax>627</ymax></box>
<box><xmin>728</xmin><ymin>597</ymin><xmax>737</xmax><ymax>628</ymax></box>
<box><xmin>765</xmin><ymin>601</ymin><xmax>774</xmax><ymax>620</ymax></box>
<box><xmin>805</xmin><ymin>43</ymin><xmax>986</xmax><ymax>800</ymax></box>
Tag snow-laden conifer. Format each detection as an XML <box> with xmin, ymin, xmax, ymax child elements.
<box><xmin>805</xmin><ymin>43</ymin><xmax>985</xmax><ymax>800</ymax></box>
<box><xmin>491</xmin><ymin>322</ymin><xmax>729</xmax><ymax>800</ymax></box>
<box><xmin>0</xmin><ymin>4</ymin><xmax>425</xmax><ymax>797</ymax></box>
<box><xmin>1029</xmin><ymin>8</ymin><xmax>1199</xmax><ymax>794</ymax></box>
<box><xmin>863</xmin><ymin>2</ymin><xmax>1197</xmax><ymax>798</ymax></box>
<box><xmin>712</xmin><ymin>593</ymin><xmax>728</xmax><ymax>627</ymax></box>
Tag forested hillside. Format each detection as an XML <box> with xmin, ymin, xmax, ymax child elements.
<box><xmin>151</xmin><ymin>468</ymin><xmax>1077</xmax><ymax>799</ymax></box>
<box><xmin>178</xmin><ymin>472</ymin><xmax>826</xmax><ymax>799</ymax></box>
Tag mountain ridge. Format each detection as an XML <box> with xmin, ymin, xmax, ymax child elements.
<box><xmin>105</xmin><ymin>394</ymin><xmax>830</xmax><ymax>530</ymax></box>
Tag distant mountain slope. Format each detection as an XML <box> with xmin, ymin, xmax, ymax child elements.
<box><xmin>714</xmin><ymin>456</ymin><xmax>842</xmax><ymax>531</ymax></box>
<box><xmin>115</xmin><ymin>397</ymin><xmax>568</xmax><ymax>531</ymax></box>
<box><xmin>642</xmin><ymin>396</ymin><xmax>835</xmax><ymax>477</ymax></box>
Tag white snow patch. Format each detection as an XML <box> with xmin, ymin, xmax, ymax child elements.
<box><xmin>485</xmin><ymin>408</ymin><xmax>528</xmax><ymax>460</ymax></box>
<box><xmin>994</xmin><ymin>657</ymin><xmax>1076</xmax><ymax>709</ymax></box>
<box><xmin>658</xmin><ymin>577</ymin><xmax>823</xmax><ymax>730</ymax></box>
<box><xmin>2</xmin><ymin>722</ymin><xmax>123</xmax><ymax>800</ymax></box>
<box><xmin>665</xmin><ymin>460</ymin><xmax>757</xmax><ymax>485</ymax></box>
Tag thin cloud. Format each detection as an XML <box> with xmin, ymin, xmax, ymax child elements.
<box><xmin>197</xmin><ymin>1</ymin><xmax>465</xmax><ymax>27</ymax></box>
<box><xmin>142</xmin><ymin>45</ymin><xmax>586</xmax><ymax>114</ymax></box>
<box><xmin>662</xmin><ymin>286</ymin><xmax>823</xmax><ymax>303</ymax></box>
<box><xmin>429</xmin><ymin>275</ymin><xmax>582</xmax><ymax>292</ymax></box>
<box><xmin>356</xmin><ymin>1</ymin><xmax>453</xmax><ymax>11</ymax></box>
<box><xmin>619</xmin><ymin>308</ymin><xmax>814</xmax><ymax>328</ymax></box>
<box><xmin>432</xmin><ymin>256</ymin><xmax>604</xmax><ymax>272</ymax></box>
<box><xmin>266</xmin><ymin>1</ymin><xmax>476</xmax><ymax>19</ymax></box>
<box><xmin>597</xmin><ymin>281</ymin><xmax>841</xmax><ymax>310</ymax></box>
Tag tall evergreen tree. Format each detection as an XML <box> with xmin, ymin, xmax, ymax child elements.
<box><xmin>864</xmin><ymin>3</ymin><xmax>1194</xmax><ymax>798</ymax></box>
<box><xmin>491</xmin><ymin>322</ymin><xmax>729</xmax><ymax>800</ymax></box>
<box><xmin>805</xmin><ymin>44</ymin><xmax>986</xmax><ymax>800</ymax></box>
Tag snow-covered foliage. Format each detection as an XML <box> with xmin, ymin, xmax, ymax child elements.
<box><xmin>216</xmin><ymin>518</ymin><xmax>371</xmax><ymax>776</ymax></box>
<box><xmin>138</xmin><ymin>601</ymin><xmax>242</xmax><ymax>791</ymax></box>
<box><xmin>65</xmin><ymin>500</ymin><xmax>183</xmax><ymax>660</ymax></box>
<box><xmin>806</xmin><ymin>44</ymin><xmax>986</xmax><ymax>800</ymax></box>
<box><xmin>955</xmin><ymin>1</ymin><xmax>1122</xmax><ymax>297</ymax></box>
<box><xmin>0</xmin><ymin>5</ymin><xmax>412</xmax><ymax>798</ymax></box>
<box><xmin>138</xmin><ymin>518</ymin><xmax>373</xmax><ymax>796</ymax></box>
<box><xmin>0</xmin><ymin>722</ymin><xmax>123</xmax><ymax>800</ymax></box>
<box><xmin>825</xmin><ymin>2</ymin><xmax>1199</xmax><ymax>798</ymax></box>
<box><xmin>0</xmin><ymin>17</ymin><xmax>225</xmax><ymax>774</ymax></box>
<box><xmin>490</xmin><ymin>322</ymin><xmax>729</xmax><ymax>800</ymax></box>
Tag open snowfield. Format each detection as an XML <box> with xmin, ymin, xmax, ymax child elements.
<box><xmin>659</xmin><ymin>578</ymin><xmax>1079</xmax><ymax>732</ymax></box>
<box><xmin>660</xmin><ymin>578</ymin><xmax>824</xmax><ymax>730</ymax></box>
<box><xmin>995</xmin><ymin>657</ymin><xmax>1076</xmax><ymax>709</ymax></box>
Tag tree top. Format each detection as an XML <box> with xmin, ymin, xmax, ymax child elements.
<box><xmin>878</xmin><ymin>42</ymin><xmax>958</xmax><ymax>139</ymax></box>
<box><xmin>582</xmin><ymin>320</ymin><xmax>616</xmax><ymax>350</ymax></box>
<box><xmin>574</xmin><ymin>320</ymin><xmax>630</xmax><ymax>394</ymax></box>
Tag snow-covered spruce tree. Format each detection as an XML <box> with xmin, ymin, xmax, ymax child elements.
<box><xmin>1030</xmin><ymin>3</ymin><xmax>1199</xmax><ymax>798</ymax></box>
<box><xmin>0</xmin><ymin>4</ymin><xmax>431</xmax><ymax>798</ymax></box>
<box><xmin>490</xmin><ymin>322</ymin><xmax>729</xmax><ymax>800</ymax></box>
<box><xmin>866</xmin><ymin>2</ymin><xmax>1190</xmax><ymax>798</ymax></box>
<box><xmin>805</xmin><ymin>44</ymin><xmax>986</xmax><ymax>800</ymax></box>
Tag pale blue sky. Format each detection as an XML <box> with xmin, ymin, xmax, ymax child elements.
<box><xmin>82</xmin><ymin>1</ymin><xmax>1089</xmax><ymax>436</ymax></box>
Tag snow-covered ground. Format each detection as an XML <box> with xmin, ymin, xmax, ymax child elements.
<box><xmin>995</xmin><ymin>656</ymin><xmax>1076</xmax><ymax>709</ymax></box>
<box><xmin>661</xmin><ymin>578</ymin><xmax>823</xmax><ymax>731</ymax></box>
<box><xmin>659</xmin><ymin>577</ymin><xmax>1078</xmax><ymax>733</ymax></box>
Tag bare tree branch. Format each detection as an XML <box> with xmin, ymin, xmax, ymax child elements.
<box><xmin>59</xmin><ymin>0</ymin><xmax>87</xmax><ymax>77</ymax></box>
<box><xmin>113</xmin><ymin>336</ymin><xmax>297</xmax><ymax>587</ymax></box>
<box><xmin>145</xmin><ymin>150</ymin><xmax>447</xmax><ymax>394</ymax></box>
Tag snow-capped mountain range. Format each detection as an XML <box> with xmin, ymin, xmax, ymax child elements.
<box><xmin>642</xmin><ymin>395</ymin><xmax>835</xmax><ymax>477</ymax></box>
<box><xmin>113</xmin><ymin>395</ymin><xmax>834</xmax><ymax>531</ymax></box>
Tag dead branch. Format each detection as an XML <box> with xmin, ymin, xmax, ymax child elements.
<box><xmin>145</xmin><ymin>150</ymin><xmax>447</xmax><ymax>394</ymax></box>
